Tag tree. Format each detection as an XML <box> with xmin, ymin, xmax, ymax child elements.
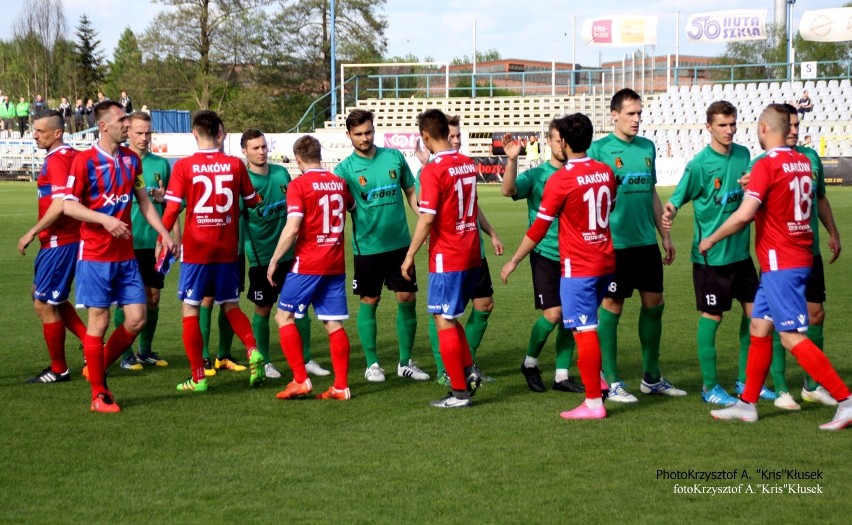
<box><xmin>11</xmin><ymin>0</ymin><xmax>67</xmax><ymax>98</ymax></box>
<box><xmin>450</xmin><ymin>49</ymin><xmax>502</xmax><ymax>67</ymax></box>
<box><xmin>105</xmin><ymin>28</ymin><xmax>143</xmax><ymax>99</ymax></box>
<box><xmin>75</xmin><ymin>14</ymin><xmax>106</xmax><ymax>97</ymax></box>
<box><xmin>142</xmin><ymin>0</ymin><xmax>274</xmax><ymax>111</ymax></box>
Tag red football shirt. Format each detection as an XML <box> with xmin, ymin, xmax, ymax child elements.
<box><xmin>418</xmin><ymin>150</ymin><xmax>482</xmax><ymax>273</ymax></box>
<box><xmin>64</xmin><ymin>143</ymin><xmax>141</xmax><ymax>262</ymax></box>
<box><xmin>745</xmin><ymin>147</ymin><xmax>814</xmax><ymax>271</ymax></box>
<box><xmin>37</xmin><ymin>144</ymin><xmax>80</xmax><ymax>248</ymax></box>
<box><xmin>166</xmin><ymin>149</ymin><xmax>258</xmax><ymax>264</ymax></box>
<box><xmin>531</xmin><ymin>157</ymin><xmax>616</xmax><ymax>278</ymax></box>
<box><xmin>287</xmin><ymin>168</ymin><xmax>353</xmax><ymax>275</ymax></box>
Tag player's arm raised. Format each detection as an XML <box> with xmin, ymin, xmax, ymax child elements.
<box><xmin>500</xmin><ymin>133</ymin><xmax>523</xmax><ymax>197</ymax></box>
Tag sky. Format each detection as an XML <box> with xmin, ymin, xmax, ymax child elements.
<box><xmin>1</xmin><ymin>0</ymin><xmax>847</xmax><ymax>67</ymax></box>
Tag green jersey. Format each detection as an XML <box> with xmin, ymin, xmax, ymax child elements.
<box><xmin>131</xmin><ymin>152</ymin><xmax>171</xmax><ymax>250</ymax></box>
<box><xmin>588</xmin><ymin>133</ymin><xmax>659</xmax><ymax>249</ymax></box>
<box><xmin>243</xmin><ymin>164</ymin><xmax>293</xmax><ymax>267</ymax></box>
<box><xmin>669</xmin><ymin>144</ymin><xmax>752</xmax><ymax>266</ymax></box>
<box><xmin>513</xmin><ymin>161</ymin><xmax>561</xmax><ymax>262</ymax></box>
<box><xmin>335</xmin><ymin>146</ymin><xmax>415</xmax><ymax>255</ymax></box>
<box><xmin>752</xmin><ymin>147</ymin><xmax>826</xmax><ymax>256</ymax></box>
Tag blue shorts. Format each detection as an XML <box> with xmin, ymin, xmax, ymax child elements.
<box><xmin>75</xmin><ymin>259</ymin><xmax>146</xmax><ymax>308</ymax></box>
<box><xmin>560</xmin><ymin>275</ymin><xmax>612</xmax><ymax>331</ymax></box>
<box><xmin>178</xmin><ymin>261</ymin><xmax>242</xmax><ymax>305</ymax></box>
<box><xmin>752</xmin><ymin>268</ymin><xmax>810</xmax><ymax>333</ymax></box>
<box><xmin>33</xmin><ymin>243</ymin><xmax>79</xmax><ymax>304</ymax></box>
<box><xmin>426</xmin><ymin>268</ymin><xmax>480</xmax><ymax>319</ymax></box>
<box><xmin>278</xmin><ymin>273</ymin><xmax>348</xmax><ymax>321</ymax></box>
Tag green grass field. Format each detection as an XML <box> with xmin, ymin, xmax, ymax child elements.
<box><xmin>1</xmin><ymin>182</ymin><xmax>850</xmax><ymax>524</ymax></box>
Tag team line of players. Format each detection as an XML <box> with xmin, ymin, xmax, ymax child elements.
<box><xmin>17</xmin><ymin>93</ymin><xmax>852</xmax><ymax>428</ymax></box>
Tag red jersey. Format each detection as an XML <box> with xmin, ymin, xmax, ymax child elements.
<box><xmin>287</xmin><ymin>169</ymin><xmax>353</xmax><ymax>275</ymax></box>
<box><xmin>36</xmin><ymin>145</ymin><xmax>80</xmax><ymax>248</ymax></box>
<box><xmin>64</xmin><ymin>143</ymin><xmax>141</xmax><ymax>262</ymax></box>
<box><xmin>745</xmin><ymin>147</ymin><xmax>814</xmax><ymax>272</ymax></box>
<box><xmin>166</xmin><ymin>149</ymin><xmax>258</xmax><ymax>264</ymax></box>
<box><xmin>530</xmin><ymin>157</ymin><xmax>616</xmax><ymax>278</ymax></box>
<box><xmin>418</xmin><ymin>150</ymin><xmax>482</xmax><ymax>273</ymax></box>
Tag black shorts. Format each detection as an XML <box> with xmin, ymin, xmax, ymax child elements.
<box><xmin>135</xmin><ymin>249</ymin><xmax>165</xmax><ymax>290</ymax></box>
<box><xmin>470</xmin><ymin>257</ymin><xmax>494</xmax><ymax>300</ymax></box>
<box><xmin>805</xmin><ymin>254</ymin><xmax>826</xmax><ymax>303</ymax></box>
<box><xmin>530</xmin><ymin>250</ymin><xmax>561</xmax><ymax>310</ymax></box>
<box><xmin>604</xmin><ymin>244</ymin><xmax>664</xmax><ymax>300</ymax></box>
<box><xmin>692</xmin><ymin>258</ymin><xmax>759</xmax><ymax>314</ymax></box>
<box><xmin>353</xmin><ymin>246</ymin><xmax>418</xmax><ymax>297</ymax></box>
<box><xmin>248</xmin><ymin>260</ymin><xmax>294</xmax><ymax>307</ymax></box>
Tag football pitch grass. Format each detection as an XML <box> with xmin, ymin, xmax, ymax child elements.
<box><xmin>0</xmin><ymin>182</ymin><xmax>850</xmax><ymax>524</ymax></box>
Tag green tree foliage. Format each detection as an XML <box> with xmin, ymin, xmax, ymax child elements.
<box><xmin>450</xmin><ymin>49</ymin><xmax>502</xmax><ymax>67</ymax></box>
<box><xmin>10</xmin><ymin>0</ymin><xmax>67</xmax><ymax>99</ymax></box>
<box><xmin>104</xmin><ymin>28</ymin><xmax>143</xmax><ymax>100</ymax></box>
<box><xmin>74</xmin><ymin>14</ymin><xmax>106</xmax><ymax>97</ymax></box>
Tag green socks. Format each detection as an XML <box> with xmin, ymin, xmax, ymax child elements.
<box><xmin>200</xmin><ymin>305</ymin><xmax>212</xmax><ymax>359</ymax></box>
<box><xmin>253</xmin><ymin>313</ymin><xmax>271</xmax><ymax>363</ymax></box>
<box><xmin>217</xmin><ymin>307</ymin><xmax>234</xmax><ymax>359</ymax></box>
<box><xmin>737</xmin><ymin>316</ymin><xmax>749</xmax><ymax>383</ymax></box>
<box><xmin>428</xmin><ymin>315</ymin><xmax>444</xmax><ymax>376</ymax></box>
<box><xmin>598</xmin><ymin>307</ymin><xmax>621</xmax><ymax>384</ymax></box>
<box><xmin>770</xmin><ymin>332</ymin><xmax>789</xmax><ymax>393</ymax></box>
<box><xmin>297</xmin><ymin>315</ymin><xmax>312</xmax><ymax>362</ymax></box>
<box><xmin>804</xmin><ymin>325</ymin><xmax>824</xmax><ymax>391</ymax></box>
<box><xmin>527</xmin><ymin>315</ymin><xmax>558</xmax><ymax>359</ymax></box>
<box><xmin>357</xmin><ymin>302</ymin><xmax>378</xmax><ymax>367</ymax></box>
<box><xmin>554</xmin><ymin>326</ymin><xmax>575</xmax><ymax>370</ymax></box>
<box><xmin>697</xmin><ymin>316</ymin><xmax>721</xmax><ymax>390</ymax></box>
<box><xmin>638</xmin><ymin>303</ymin><xmax>664</xmax><ymax>383</ymax></box>
<box><xmin>139</xmin><ymin>307</ymin><xmax>158</xmax><ymax>355</ymax></box>
<box><xmin>397</xmin><ymin>301</ymin><xmax>417</xmax><ymax>366</ymax></box>
<box><xmin>464</xmin><ymin>308</ymin><xmax>491</xmax><ymax>362</ymax></box>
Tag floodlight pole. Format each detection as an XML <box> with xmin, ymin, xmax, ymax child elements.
<box><xmin>330</xmin><ymin>0</ymin><xmax>337</xmax><ymax>125</ymax></box>
<box><xmin>787</xmin><ymin>0</ymin><xmax>796</xmax><ymax>81</ymax></box>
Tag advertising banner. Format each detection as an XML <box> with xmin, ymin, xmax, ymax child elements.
<box><xmin>799</xmin><ymin>8</ymin><xmax>852</xmax><ymax>42</ymax></box>
<box><xmin>581</xmin><ymin>15</ymin><xmax>659</xmax><ymax>47</ymax></box>
<box><xmin>822</xmin><ymin>157</ymin><xmax>852</xmax><ymax>186</ymax></box>
<box><xmin>685</xmin><ymin>10</ymin><xmax>767</xmax><ymax>43</ymax></box>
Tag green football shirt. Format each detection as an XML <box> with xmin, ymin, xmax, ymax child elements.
<box><xmin>335</xmin><ymin>146</ymin><xmax>415</xmax><ymax>256</ymax></box>
<box><xmin>513</xmin><ymin>161</ymin><xmax>560</xmax><ymax>262</ymax></box>
<box><xmin>750</xmin><ymin>147</ymin><xmax>825</xmax><ymax>256</ymax></box>
<box><xmin>131</xmin><ymin>152</ymin><xmax>171</xmax><ymax>250</ymax></box>
<box><xmin>669</xmin><ymin>144</ymin><xmax>752</xmax><ymax>266</ymax></box>
<box><xmin>587</xmin><ymin>133</ymin><xmax>659</xmax><ymax>249</ymax></box>
<box><xmin>244</xmin><ymin>164</ymin><xmax>293</xmax><ymax>267</ymax></box>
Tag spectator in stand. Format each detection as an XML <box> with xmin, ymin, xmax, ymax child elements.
<box><xmin>97</xmin><ymin>91</ymin><xmax>108</xmax><ymax>103</ymax></box>
<box><xmin>16</xmin><ymin>96</ymin><xmax>30</xmax><ymax>138</ymax></box>
<box><xmin>796</xmin><ymin>90</ymin><xmax>813</xmax><ymax>120</ymax></box>
<box><xmin>32</xmin><ymin>94</ymin><xmax>46</xmax><ymax>119</ymax></box>
<box><xmin>0</xmin><ymin>95</ymin><xmax>13</xmax><ymax>133</ymax></box>
<box><xmin>58</xmin><ymin>97</ymin><xmax>72</xmax><ymax>132</ymax></box>
<box><xmin>526</xmin><ymin>134</ymin><xmax>541</xmax><ymax>167</ymax></box>
<box><xmin>119</xmin><ymin>91</ymin><xmax>133</xmax><ymax>114</ymax></box>
<box><xmin>73</xmin><ymin>98</ymin><xmax>84</xmax><ymax>133</ymax></box>
<box><xmin>802</xmin><ymin>134</ymin><xmax>813</xmax><ymax>148</ymax></box>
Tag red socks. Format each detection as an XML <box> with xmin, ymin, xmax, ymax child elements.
<box><xmin>223</xmin><ymin>307</ymin><xmax>259</xmax><ymax>357</ymax></box>
<box><xmin>574</xmin><ymin>330</ymin><xmax>603</xmax><ymax>400</ymax></box>
<box><xmin>742</xmin><ymin>335</ymin><xmax>773</xmax><ymax>403</ymax></box>
<box><xmin>83</xmin><ymin>333</ymin><xmax>106</xmax><ymax>398</ymax></box>
<box><xmin>329</xmin><ymin>328</ymin><xmax>351</xmax><ymax>390</ymax></box>
<box><xmin>43</xmin><ymin>321</ymin><xmax>68</xmax><ymax>373</ymax></box>
<box><xmin>57</xmin><ymin>301</ymin><xmax>87</xmax><ymax>341</ymax></box>
<box><xmin>104</xmin><ymin>324</ymin><xmax>138</xmax><ymax>369</ymax></box>
<box><xmin>454</xmin><ymin>323</ymin><xmax>473</xmax><ymax>369</ymax></box>
<box><xmin>279</xmin><ymin>323</ymin><xmax>307</xmax><ymax>383</ymax></box>
<box><xmin>182</xmin><ymin>316</ymin><xmax>206</xmax><ymax>382</ymax></box>
<box><xmin>438</xmin><ymin>326</ymin><xmax>466</xmax><ymax>391</ymax></box>
<box><xmin>791</xmin><ymin>339</ymin><xmax>852</xmax><ymax>402</ymax></box>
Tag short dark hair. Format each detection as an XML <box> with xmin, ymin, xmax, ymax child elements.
<box><xmin>36</xmin><ymin>109</ymin><xmax>64</xmax><ymax>131</ymax></box>
<box><xmin>706</xmin><ymin>100</ymin><xmax>737</xmax><ymax>124</ymax></box>
<box><xmin>192</xmin><ymin>110</ymin><xmax>223</xmax><ymax>140</ymax></box>
<box><xmin>417</xmin><ymin>109</ymin><xmax>449</xmax><ymax>140</ymax></box>
<box><xmin>610</xmin><ymin>88</ymin><xmax>641</xmax><ymax>112</ymax></box>
<box><xmin>128</xmin><ymin>111</ymin><xmax>151</xmax><ymax>124</ymax></box>
<box><xmin>240</xmin><ymin>128</ymin><xmax>264</xmax><ymax>149</ymax></box>
<box><xmin>293</xmin><ymin>135</ymin><xmax>322</xmax><ymax>162</ymax></box>
<box><xmin>93</xmin><ymin>100</ymin><xmax>122</xmax><ymax>123</ymax></box>
<box><xmin>555</xmin><ymin>113</ymin><xmax>593</xmax><ymax>154</ymax></box>
<box><xmin>447</xmin><ymin>115</ymin><xmax>461</xmax><ymax>127</ymax></box>
<box><xmin>783</xmin><ymin>103</ymin><xmax>797</xmax><ymax>116</ymax></box>
<box><xmin>345</xmin><ymin>109</ymin><xmax>374</xmax><ymax>131</ymax></box>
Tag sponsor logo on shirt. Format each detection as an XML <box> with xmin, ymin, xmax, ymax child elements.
<box><xmin>103</xmin><ymin>193</ymin><xmax>131</xmax><ymax>205</ymax></box>
<box><xmin>389</xmin><ymin>169</ymin><xmax>397</xmax><ymax>179</ymax></box>
<box><xmin>714</xmin><ymin>177</ymin><xmax>722</xmax><ymax>189</ymax></box>
<box><xmin>713</xmin><ymin>189</ymin><xmax>743</xmax><ymax>207</ymax></box>
<box><xmin>359</xmin><ymin>175</ymin><xmax>367</xmax><ymax>186</ymax></box>
<box><xmin>615</xmin><ymin>157</ymin><xmax>623</xmax><ymax>169</ymax></box>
